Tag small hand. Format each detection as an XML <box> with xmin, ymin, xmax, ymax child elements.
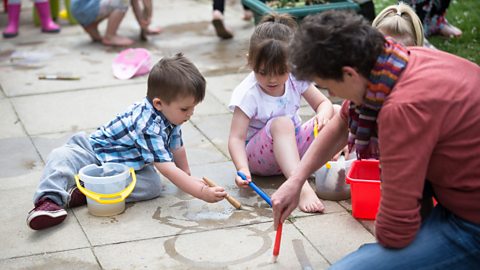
<box><xmin>236</xmin><ymin>170</ymin><xmax>251</xmax><ymax>188</ymax></box>
<box><xmin>315</xmin><ymin>115</ymin><xmax>328</xmax><ymax>133</ymax></box>
<box><xmin>201</xmin><ymin>185</ymin><xmax>227</xmax><ymax>203</ymax></box>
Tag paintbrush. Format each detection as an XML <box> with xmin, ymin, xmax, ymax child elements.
<box><xmin>272</xmin><ymin>222</ymin><xmax>283</xmax><ymax>263</ymax></box>
<box><xmin>237</xmin><ymin>171</ymin><xmax>272</xmax><ymax>207</ymax></box>
<box><xmin>38</xmin><ymin>74</ymin><xmax>80</xmax><ymax>80</ymax></box>
<box><xmin>202</xmin><ymin>177</ymin><xmax>242</xmax><ymax>210</ymax></box>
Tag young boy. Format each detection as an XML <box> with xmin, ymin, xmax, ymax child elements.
<box><xmin>27</xmin><ymin>53</ymin><xmax>227</xmax><ymax>230</ymax></box>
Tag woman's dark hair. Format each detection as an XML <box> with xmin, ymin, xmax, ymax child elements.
<box><xmin>290</xmin><ymin>10</ymin><xmax>385</xmax><ymax>81</ymax></box>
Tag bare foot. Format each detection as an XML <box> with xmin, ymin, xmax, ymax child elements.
<box><xmin>102</xmin><ymin>35</ymin><xmax>134</xmax><ymax>47</ymax></box>
<box><xmin>212</xmin><ymin>10</ymin><xmax>233</xmax><ymax>39</ymax></box>
<box><xmin>144</xmin><ymin>26</ymin><xmax>162</xmax><ymax>35</ymax></box>
<box><xmin>83</xmin><ymin>22</ymin><xmax>102</xmax><ymax>42</ymax></box>
<box><xmin>243</xmin><ymin>10</ymin><xmax>253</xmax><ymax>21</ymax></box>
<box><xmin>439</xmin><ymin>22</ymin><xmax>462</xmax><ymax>38</ymax></box>
<box><xmin>298</xmin><ymin>182</ymin><xmax>325</xmax><ymax>213</ymax></box>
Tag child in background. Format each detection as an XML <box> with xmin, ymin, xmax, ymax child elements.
<box><xmin>402</xmin><ymin>0</ymin><xmax>461</xmax><ymax>38</ymax></box>
<box><xmin>27</xmin><ymin>53</ymin><xmax>227</xmax><ymax>230</ymax></box>
<box><xmin>3</xmin><ymin>0</ymin><xmax>60</xmax><ymax>38</ymax></box>
<box><xmin>211</xmin><ymin>0</ymin><xmax>257</xmax><ymax>39</ymax></box>
<box><xmin>372</xmin><ymin>2</ymin><xmax>424</xmax><ymax>47</ymax></box>
<box><xmin>71</xmin><ymin>0</ymin><xmax>161</xmax><ymax>46</ymax></box>
<box><xmin>228</xmin><ymin>13</ymin><xmax>334</xmax><ymax>213</ymax></box>
<box><xmin>130</xmin><ymin>0</ymin><xmax>162</xmax><ymax>41</ymax></box>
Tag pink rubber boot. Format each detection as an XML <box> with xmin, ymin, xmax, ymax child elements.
<box><xmin>2</xmin><ymin>3</ymin><xmax>21</xmax><ymax>38</ymax></box>
<box><xmin>35</xmin><ymin>1</ymin><xmax>60</xmax><ymax>33</ymax></box>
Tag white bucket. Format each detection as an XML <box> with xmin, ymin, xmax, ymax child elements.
<box><xmin>315</xmin><ymin>154</ymin><xmax>356</xmax><ymax>201</ymax></box>
<box><xmin>75</xmin><ymin>163</ymin><xmax>136</xmax><ymax>217</ymax></box>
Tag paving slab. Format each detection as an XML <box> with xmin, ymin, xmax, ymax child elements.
<box><xmin>0</xmin><ymin>248</ymin><xmax>100</xmax><ymax>270</ymax></box>
<box><xmin>93</xmin><ymin>222</ymin><xmax>331</xmax><ymax>269</ymax></box>
<box><xmin>0</xmin><ymin>99</ymin><xmax>25</xmax><ymax>139</ymax></box>
<box><xmin>294</xmin><ymin>212</ymin><xmax>376</xmax><ymax>264</ymax></box>
<box><xmin>0</xmin><ymin>172</ymin><xmax>90</xmax><ymax>260</ymax></box>
<box><xmin>0</xmin><ymin>136</ymin><xmax>43</xmax><ymax>178</ymax></box>
<box><xmin>12</xmin><ymin>83</ymin><xmax>146</xmax><ymax>135</ymax></box>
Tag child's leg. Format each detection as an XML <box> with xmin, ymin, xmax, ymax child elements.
<box><xmin>82</xmin><ymin>21</ymin><xmax>102</xmax><ymax>42</ymax></box>
<box><xmin>269</xmin><ymin>116</ymin><xmax>324</xmax><ymax>213</ymax></box>
<box><xmin>211</xmin><ymin>0</ymin><xmax>233</xmax><ymax>39</ymax></box>
<box><xmin>98</xmin><ymin>0</ymin><xmax>133</xmax><ymax>46</ymax></box>
<box><xmin>126</xmin><ymin>164</ymin><xmax>162</xmax><ymax>202</ymax></box>
<box><xmin>33</xmin><ymin>132</ymin><xmax>99</xmax><ymax>207</ymax></box>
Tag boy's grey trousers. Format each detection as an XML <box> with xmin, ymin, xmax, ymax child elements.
<box><xmin>33</xmin><ymin>132</ymin><xmax>163</xmax><ymax>207</ymax></box>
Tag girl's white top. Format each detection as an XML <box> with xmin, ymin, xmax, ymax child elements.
<box><xmin>228</xmin><ymin>72</ymin><xmax>310</xmax><ymax>141</ymax></box>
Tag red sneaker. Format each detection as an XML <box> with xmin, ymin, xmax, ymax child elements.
<box><xmin>27</xmin><ymin>198</ymin><xmax>67</xmax><ymax>230</ymax></box>
<box><xmin>67</xmin><ymin>186</ymin><xmax>87</xmax><ymax>208</ymax></box>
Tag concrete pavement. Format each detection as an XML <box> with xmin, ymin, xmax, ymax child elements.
<box><xmin>0</xmin><ymin>1</ymin><xmax>375</xmax><ymax>269</ymax></box>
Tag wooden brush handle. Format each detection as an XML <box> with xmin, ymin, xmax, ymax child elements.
<box><xmin>202</xmin><ymin>177</ymin><xmax>242</xmax><ymax>209</ymax></box>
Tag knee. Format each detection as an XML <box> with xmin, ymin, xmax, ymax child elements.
<box><xmin>270</xmin><ymin>116</ymin><xmax>295</xmax><ymax>134</ymax></box>
<box><xmin>48</xmin><ymin>146</ymin><xmax>70</xmax><ymax>160</ymax></box>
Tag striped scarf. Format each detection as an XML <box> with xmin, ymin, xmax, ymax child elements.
<box><xmin>348</xmin><ymin>38</ymin><xmax>409</xmax><ymax>159</ymax></box>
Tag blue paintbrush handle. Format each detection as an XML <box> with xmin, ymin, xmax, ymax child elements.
<box><xmin>237</xmin><ymin>171</ymin><xmax>272</xmax><ymax>207</ymax></box>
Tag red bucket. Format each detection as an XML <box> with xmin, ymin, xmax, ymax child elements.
<box><xmin>346</xmin><ymin>160</ymin><xmax>381</xmax><ymax>220</ymax></box>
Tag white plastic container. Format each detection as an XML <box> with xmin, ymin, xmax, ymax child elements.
<box><xmin>75</xmin><ymin>163</ymin><xmax>136</xmax><ymax>217</ymax></box>
<box><xmin>315</xmin><ymin>154</ymin><xmax>356</xmax><ymax>201</ymax></box>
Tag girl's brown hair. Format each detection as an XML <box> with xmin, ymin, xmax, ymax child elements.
<box><xmin>248</xmin><ymin>13</ymin><xmax>297</xmax><ymax>75</ymax></box>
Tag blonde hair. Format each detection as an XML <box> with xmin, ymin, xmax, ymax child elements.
<box><xmin>372</xmin><ymin>2</ymin><xmax>424</xmax><ymax>46</ymax></box>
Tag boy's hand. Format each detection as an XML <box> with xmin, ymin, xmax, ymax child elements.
<box><xmin>235</xmin><ymin>170</ymin><xmax>251</xmax><ymax>188</ymax></box>
<box><xmin>201</xmin><ymin>184</ymin><xmax>227</xmax><ymax>203</ymax></box>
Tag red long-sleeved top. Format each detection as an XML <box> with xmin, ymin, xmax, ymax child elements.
<box><xmin>342</xmin><ymin>47</ymin><xmax>480</xmax><ymax>248</ymax></box>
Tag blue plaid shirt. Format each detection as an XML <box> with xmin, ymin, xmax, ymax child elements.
<box><xmin>89</xmin><ymin>97</ymin><xmax>182</xmax><ymax>170</ymax></box>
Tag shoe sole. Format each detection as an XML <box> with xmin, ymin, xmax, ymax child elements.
<box><xmin>212</xmin><ymin>19</ymin><xmax>233</xmax><ymax>39</ymax></box>
<box><xmin>27</xmin><ymin>209</ymin><xmax>67</xmax><ymax>230</ymax></box>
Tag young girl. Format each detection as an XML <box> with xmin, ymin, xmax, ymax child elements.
<box><xmin>372</xmin><ymin>2</ymin><xmax>425</xmax><ymax>47</ymax></box>
<box><xmin>228</xmin><ymin>13</ymin><xmax>334</xmax><ymax>213</ymax></box>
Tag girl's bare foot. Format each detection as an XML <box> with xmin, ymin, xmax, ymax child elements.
<box><xmin>84</xmin><ymin>22</ymin><xmax>102</xmax><ymax>42</ymax></box>
<box><xmin>298</xmin><ymin>182</ymin><xmax>325</xmax><ymax>213</ymax></box>
<box><xmin>102</xmin><ymin>35</ymin><xmax>134</xmax><ymax>47</ymax></box>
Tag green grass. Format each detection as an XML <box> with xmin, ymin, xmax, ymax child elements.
<box><xmin>374</xmin><ymin>0</ymin><xmax>480</xmax><ymax>64</ymax></box>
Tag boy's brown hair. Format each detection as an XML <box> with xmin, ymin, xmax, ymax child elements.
<box><xmin>147</xmin><ymin>53</ymin><xmax>206</xmax><ymax>104</ymax></box>
<box><xmin>248</xmin><ymin>13</ymin><xmax>297</xmax><ymax>75</ymax></box>
<box><xmin>290</xmin><ymin>11</ymin><xmax>385</xmax><ymax>81</ymax></box>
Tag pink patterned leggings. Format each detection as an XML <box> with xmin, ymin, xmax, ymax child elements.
<box><xmin>246</xmin><ymin>116</ymin><xmax>316</xmax><ymax>176</ymax></box>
